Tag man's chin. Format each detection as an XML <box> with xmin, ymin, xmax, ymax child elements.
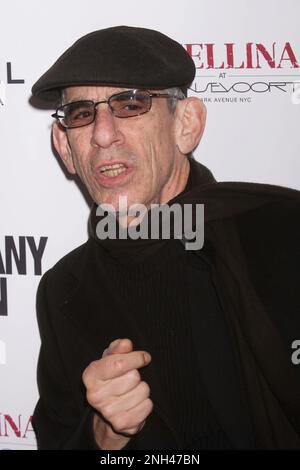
<box><xmin>96</xmin><ymin>194</ymin><xmax>149</xmax><ymax>227</ymax></box>
<box><xmin>97</xmin><ymin>195</ymin><xmax>142</xmax><ymax>210</ymax></box>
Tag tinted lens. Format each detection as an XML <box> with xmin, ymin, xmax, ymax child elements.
<box><xmin>60</xmin><ymin>101</ymin><xmax>95</xmax><ymax>128</ymax></box>
<box><xmin>111</xmin><ymin>90</ymin><xmax>151</xmax><ymax>117</ymax></box>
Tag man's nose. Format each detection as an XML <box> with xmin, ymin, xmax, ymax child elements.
<box><xmin>90</xmin><ymin>105</ymin><xmax>123</xmax><ymax>149</ymax></box>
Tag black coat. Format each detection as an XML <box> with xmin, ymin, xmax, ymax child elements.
<box><xmin>32</xmin><ymin>163</ymin><xmax>300</xmax><ymax>450</ymax></box>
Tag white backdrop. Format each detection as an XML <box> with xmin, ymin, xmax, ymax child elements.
<box><xmin>0</xmin><ymin>0</ymin><xmax>299</xmax><ymax>449</ymax></box>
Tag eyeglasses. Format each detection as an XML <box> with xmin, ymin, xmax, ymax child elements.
<box><xmin>52</xmin><ymin>89</ymin><xmax>183</xmax><ymax>129</ymax></box>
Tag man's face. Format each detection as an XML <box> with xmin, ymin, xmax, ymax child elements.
<box><xmin>54</xmin><ymin>86</ymin><xmax>190</xmax><ymax>211</ymax></box>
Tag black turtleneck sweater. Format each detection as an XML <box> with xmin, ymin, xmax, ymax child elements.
<box><xmin>90</xmin><ymin>162</ymin><xmax>234</xmax><ymax>449</ymax></box>
<box><xmin>92</xmin><ymin>237</ymin><xmax>233</xmax><ymax>449</ymax></box>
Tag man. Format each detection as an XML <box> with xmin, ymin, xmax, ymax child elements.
<box><xmin>31</xmin><ymin>25</ymin><xmax>300</xmax><ymax>450</ymax></box>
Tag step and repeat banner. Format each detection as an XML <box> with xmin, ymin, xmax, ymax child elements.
<box><xmin>0</xmin><ymin>0</ymin><xmax>299</xmax><ymax>449</ymax></box>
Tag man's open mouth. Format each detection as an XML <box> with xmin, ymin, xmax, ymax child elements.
<box><xmin>99</xmin><ymin>163</ymin><xmax>127</xmax><ymax>177</ymax></box>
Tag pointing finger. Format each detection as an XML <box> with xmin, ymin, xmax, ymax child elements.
<box><xmin>100</xmin><ymin>351</ymin><xmax>151</xmax><ymax>381</ymax></box>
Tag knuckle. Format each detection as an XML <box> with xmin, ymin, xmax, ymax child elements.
<box><xmin>82</xmin><ymin>360</ymin><xmax>98</xmax><ymax>385</ymax></box>
<box><xmin>111</xmin><ymin>413</ymin><xmax>127</xmax><ymax>432</ymax></box>
<box><xmin>127</xmin><ymin>369</ymin><xmax>140</xmax><ymax>383</ymax></box>
<box><xmin>101</xmin><ymin>401</ymin><xmax>115</xmax><ymax>419</ymax></box>
<box><xmin>111</xmin><ymin>357</ymin><xmax>125</xmax><ymax>373</ymax></box>
<box><xmin>145</xmin><ymin>398</ymin><xmax>154</xmax><ymax>413</ymax></box>
<box><xmin>85</xmin><ymin>382</ymin><xmax>107</xmax><ymax>408</ymax></box>
<box><xmin>86</xmin><ymin>389</ymin><xmax>101</xmax><ymax>407</ymax></box>
<box><xmin>89</xmin><ymin>360</ymin><xmax>100</xmax><ymax>375</ymax></box>
<box><xmin>140</xmin><ymin>381</ymin><xmax>150</xmax><ymax>396</ymax></box>
<box><xmin>82</xmin><ymin>369</ymin><xmax>89</xmax><ymax>385</ymax></box>
<box><xmin>88</xmin><ymin>387</ymin><xmax>104</xmax><ymax>405</ymax></box>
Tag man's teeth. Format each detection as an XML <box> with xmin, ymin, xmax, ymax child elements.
<box><xmin>100</xmin><ymin>163</ymin><xmax>127</xmax><ymax>177</ymax></box>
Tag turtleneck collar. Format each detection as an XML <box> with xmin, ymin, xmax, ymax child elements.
<box><xmin>88</xmin><ymin>157</ymin><xmax>215</xmax><ymax>263</ymax></box>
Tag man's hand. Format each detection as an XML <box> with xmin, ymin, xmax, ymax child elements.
<box><xmin>82</xmin><ymin>338</ymin><xmax>153</xmax><ymax>450</ymax></box>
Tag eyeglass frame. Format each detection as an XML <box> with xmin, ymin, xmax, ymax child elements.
<box><xmin>51</xmin><ymin>88</ymin><xmax>184</xmax><ymax>129</ymax></box>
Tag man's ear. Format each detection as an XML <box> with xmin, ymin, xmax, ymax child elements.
<box><xmin>52</xmin><ymin>122</ymin><xmax>76</xmax><ymax>174</ymax></box>
<box><xmin>174</xmin><ymin>97</ymin><xmax>206</xmax><ymax>155</ymax></box>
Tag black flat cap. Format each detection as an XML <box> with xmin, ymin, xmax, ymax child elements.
<box><xmin>31</xmin><ymin>25</ymin><xmax>195</xmax><ymax>103</ymax></box>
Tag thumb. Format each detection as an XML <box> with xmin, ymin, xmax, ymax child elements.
<box><xmin>102</xmin><ymin>338</ymin><xmax>133</xmax><ymax>357</ymax></box>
